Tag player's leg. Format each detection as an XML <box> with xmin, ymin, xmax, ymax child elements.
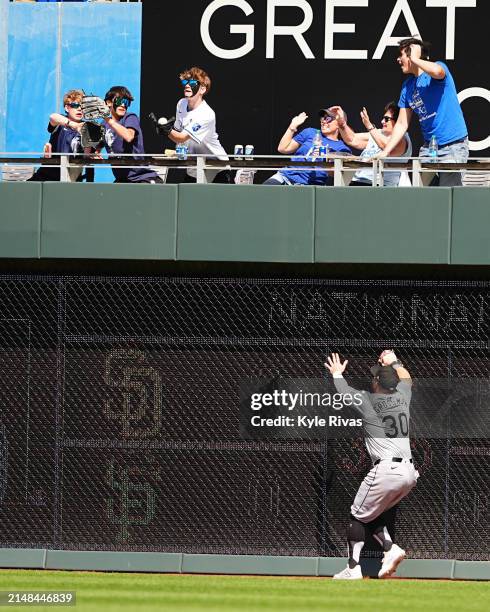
<box><xmin>369</xmin><ymin>507</ymin><xmax>406</xmax><ymax>578</ymax></box>
<box><xmin>333</xmin><ymin>515</ymin><xmax>365</xmax><ymax>580</ymax></box>
<box><xmin>370</xmin><ymin>506</ymin><xmax>396</xmax><ymax>552</ymax></box>
<box><xmin>333</xmin><ymin>464</ymin><xmax>380</xmax><ymax>578</ymax></box>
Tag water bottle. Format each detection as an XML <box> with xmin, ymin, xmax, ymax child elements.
<box><xmin>311</xmin><ymin>130</ymin><xmax>323</xmax><ymax>160</ymax></box>
<box><xmin>319</xmin><ymin>143</ymin><xmax>329</xmax><ymax>158</ymax></box>
<box><xmin>428</xmin><ymin>135</ymin><xmax>438</xmax><ymax>163</ymax></box>
<box><xmin>176</xmin><ymin>142</ymin><xmax>188</xmax><ymax>161</ymax></box>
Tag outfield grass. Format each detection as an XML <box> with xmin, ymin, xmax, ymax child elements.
<box><xmin>0</xmin><ymin>570</ymin><xmax>488</xmax><ymax>611</ymax></box>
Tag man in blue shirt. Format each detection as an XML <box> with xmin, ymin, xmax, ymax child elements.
<box><xmin>379</xmin><ymin>38</ymin><xmax>468</xmax><ymax>186</ymax></box>
<box><xmin>263</xmin><ymin>109</ymin><xmax>351</xmax><ymax>186</ymax></box>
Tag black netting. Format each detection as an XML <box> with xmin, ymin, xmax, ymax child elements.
<box><xmin>0</xmin><ymin>275</ymin><xmax>488</xmax><ymax>560</ymax></box>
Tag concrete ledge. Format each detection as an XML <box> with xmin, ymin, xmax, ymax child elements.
<box><xmin>0</xmin><ymin>549</ymin><xmax>488</xmax><ymax>579</ymax></box>
<box><xmin>45</xmin><ymin>550</ymin><xmax>182</xmax><ymax>573</ymax></box>
<box><xmin>182</xmin><ymin>554</ymin><xmax>317</xmax><ymax>576</ymax></box>
<box><xmin>454</xmin><ymin>561</ymin><xmax>490</xmax><ymax>581</ymax></box>
<box><xmin>0</xmin><ymin>547</ymin><xmax>46</xmax><ymax>569</ymax></box>
<box><xmin>395</xmin><ymin>558</ymin><xmax>454</xmax><ymax>579</ymax></box>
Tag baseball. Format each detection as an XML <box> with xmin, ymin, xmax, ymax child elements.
<box><xmin>157</xmin><ymin>117</ymin><xmax>168</xmax><ymax>125</ymax></box>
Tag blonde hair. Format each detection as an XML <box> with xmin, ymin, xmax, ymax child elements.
<box><xmin>63</xmin><ymin>89</ymin><xmax>84</xmax><ymax>106</ymax></box>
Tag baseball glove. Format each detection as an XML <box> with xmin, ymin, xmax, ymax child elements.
<box><xmin>80</xmin><ymin>121</ymin><xmax>106</xmax><ymax>150</ymax></box>
<box><xmin>81</xmin><ymin>95</ymin><xmax>111</xmax><ymax>121</ymax></box>
<box><xmin>149</xmin><ymin>113</ymin><xmax>176</xmax><ymax>136</ymax></box>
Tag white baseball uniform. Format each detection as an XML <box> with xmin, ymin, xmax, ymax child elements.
<box><xmin>334</xmin><ymin>375</ymin><xmax>419</xmax><ymax>522</ymax></box>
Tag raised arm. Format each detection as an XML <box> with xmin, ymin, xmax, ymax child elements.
<box><xmin>379</xmin><ymin>349</ymin><xmax>411</xmax><ymax>382</ymax></box>
<box><xmin>49</xmin><ymin>113</ymin><xmax>81</xmax><ymax>132</ymax></box>
<box><xmin>324</xmin><ymin>352</ymin><xmax>359</xmax><ymax>395</ymax></box>
<box><xmin>377</xmin><ymin>108</ymin><xmax>412</xmax><ymax>158</ymax></box>
<box><xmin>330</xmin><ymin>106</ymin><xmax>369</xmax><ymax>150</ymax></box>
<box><xmin>409</xmin><ymin>43</ymin><xmax>445</xmax><ymax>80</ymax></box>
<box><xmin>325</xmin><ymin>352</ymin><xmax>375</xmax><ymax>419</ymax></box>
<box><xmin>277</xmin><ymin>112</ymin><xmax>307</xmax><ymax>154</ymax></box>
<box><xmin>359</xmin><ymin>107</ymin><xmax>407</xmax><ymax>156</ymax></box>
<box><xmin>104</xmin><ymin>117</ymin><xmax>136</xmax><ymax>144</ymax></box>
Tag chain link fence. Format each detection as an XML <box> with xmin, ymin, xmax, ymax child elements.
<box><xmin>0</xmin><ymin>275</ymin><xmax>488</xmax><ymax>560</ymax></box>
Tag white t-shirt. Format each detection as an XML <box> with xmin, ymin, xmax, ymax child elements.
<box><xmin>354</xmin><ymin>132</ymin><xmax>412</xmax><ymax>186</ymax></box>
<box><xmin>174</xmin><ymin>99</ymin><xmax>228</xmax><ymax>178</ymax></box>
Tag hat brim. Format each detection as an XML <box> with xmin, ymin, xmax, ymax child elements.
<box><xmin>318</xmin><ymin>108</ymin><xmax>336</xmax><ymax>118</ymax></box>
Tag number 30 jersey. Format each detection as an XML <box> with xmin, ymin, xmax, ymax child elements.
<box><xmin>333</xmin><ymin>377</ymin><xmax>412</xmax><ymax>464</ymax></box>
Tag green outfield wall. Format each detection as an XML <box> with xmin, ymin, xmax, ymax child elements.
<box><xmin>0</xmin><ymin>183</ymin><xmax>488</xmax><ymax>265</ymax></box>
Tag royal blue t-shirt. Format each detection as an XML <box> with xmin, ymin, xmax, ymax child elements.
<box><xmin>104</xmin><ymin>112</ymin><xmax>158</xmax><ymax>183</ymax></box>
<box><xmin>280</xmin><ymin>128</ymin><xmax>351</xmax><ymax>185</ymax></box>
<box><xmin>398</xmin><ymin>61</ymin><xmax>467</xmax><ymax>145</ymax></box>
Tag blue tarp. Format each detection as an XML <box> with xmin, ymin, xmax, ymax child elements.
<box><xmin>4</xmin><ymin>2</ymin><xmax>141</xmax><ymax>180</ymax></box>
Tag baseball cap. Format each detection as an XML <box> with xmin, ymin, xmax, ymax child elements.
<box><xmin>370</xmin><ymin>364</ymin><xmax>399</xmax><ymax>392</ymax></box>
<box><xmin>318</xmin><ymin>108</ymin><xmax>346</xmax><ymax>122</ymax></box>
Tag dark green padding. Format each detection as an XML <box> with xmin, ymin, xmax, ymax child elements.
<box><xmin>181</xmin><ymin>554</ymin><xmax>317</xmax><ymax>576</ymax></box>
<box><xmin>45</xmin><ymin>550</ymin><xmax>182</xmax><ymax>573</ymax></box>
<box><xmin>41</xmin><ymin>184</ymin><xmax>178</xmax><ymax>260</ymax></box>
<box><xmin>451</xmin><ymin>187</ymin><xmax>490</xmax><ymax>265</ymax></box>
<box><xmin>315</xmin><ymin>187</ymin><xmax>452</xmax><ymax>264</ymax></box>
<box><xmin>0</xmin><ymin>182</ymin><xmax>41</xmax><ymax>257</ymax></box>
<box><xmin>177</xmin><ymin>185</ymin><xmax>315</xmax><ymax>262</ymax></box>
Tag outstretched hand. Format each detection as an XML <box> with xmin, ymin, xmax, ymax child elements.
<box><xmin>360</xmin><ymin>107</ymin><xmax>372</xmax><ymax>130</ymax></box>
<box><xmin>289</xmin><ymin>112</ymin><xmax>308</xmax><ymax>131</ymax></box>
<box><xmin>379</xmin><ymin>349</ymin><xmax>397</xmax><ymax>366</ymax></box>
<box><xmin>324</xmin><ymin>353</ymin><xmax>348</xmax><ymax>375</ymax></box>
<box><xmin>329</xmin><ymin>105</ymin><xmax>346</xmax><ymax>127</ymax></box>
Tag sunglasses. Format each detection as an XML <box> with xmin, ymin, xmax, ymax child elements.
<box><xmin>113</xmin><ymin>97</ymin><xmax>131</xmax><ymax>108</ymax></box>
<box><xmin>181</xmin><ymin>79</ymin><xmax>199</xmax><ymax>87</ymax></box>
<box><xmin>68</xmin><ymin>102</ymin><xmax>81</xmax><ymax>109</ymax></box>
<box><xmin>320</xmin><ymin>115</ymin><xmax>335</xmax><ymax>123</ymax></box>
<box><xmin>381</xmin><ymin>115</ymin><xmax>394</xmax><ymax>122</ymax></box>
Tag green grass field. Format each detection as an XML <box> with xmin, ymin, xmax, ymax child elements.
<box><xmin>0</xmin><ymin>570</ymin><xmax>488</xmax><ymax>611</ymax></box>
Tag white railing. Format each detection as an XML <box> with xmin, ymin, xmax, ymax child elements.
<box><xmin>0</xmin><ymin>152</ymin><xmax>489</xmax><ymax>187</ymax></box>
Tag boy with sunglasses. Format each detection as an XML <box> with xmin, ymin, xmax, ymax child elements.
<box><xmin>331</xmin><ymin>102</ymin><xmax>412</xmax><ymax>186</ymax></box>
<box><xmin>29</xmin><ymin>89</ymin><xmax>86</xmax><ymax>182</ymax></box>
<box><xmin>102</xmin><ymin>85</ymin><xmax>162</xmax><ymax>184</ymax></box>
<box><xmin>164</xmin><ymin>67</ymin><xmax>230</xmax><ymax>183</ymax></box>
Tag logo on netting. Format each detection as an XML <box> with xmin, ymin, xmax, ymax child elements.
<box><xmin>104</xmin><ymin>349</ymin><xmax>163</xmax><ymax>439</ymax></box>
<box><xmin>106</xmin><ymin>460</ymin><xmax>158</xmax><ymax>543</ymax></box>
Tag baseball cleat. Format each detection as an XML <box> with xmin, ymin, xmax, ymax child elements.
<box><xmin>378</xmin><ymin>544</ymin><xmax>406</xmax><ymax>578</ymax></box>
<box><xmin>333</xmin><ymin>565</ymin><xmax>363</xmax><ymax>580</ymax></box>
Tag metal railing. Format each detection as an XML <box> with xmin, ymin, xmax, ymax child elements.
<box><xmin>1</xmin><ymin>152</ymin><xmax>489</xmax><ymax>186</ymax></box>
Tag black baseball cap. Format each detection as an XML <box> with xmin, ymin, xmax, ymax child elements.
<box><xmin>370</xmin><ymin>364</ymin><xmax>399</xmax><ymax>392</ymax></box>
<box><xmin>319</xmin><ymin>108</ymin><xmax>336</xmax><ymax>118</ymax></box>
<box><xmin>318</xmin><ymin>108</ymin><xmax>346</xmax><ymax>122</ymax></box>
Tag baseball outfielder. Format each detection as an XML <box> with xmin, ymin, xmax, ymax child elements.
<box><xmin>324</xmin><ymin>350</ymin><xmax>419</xmax><ymax>579</ymax></box>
